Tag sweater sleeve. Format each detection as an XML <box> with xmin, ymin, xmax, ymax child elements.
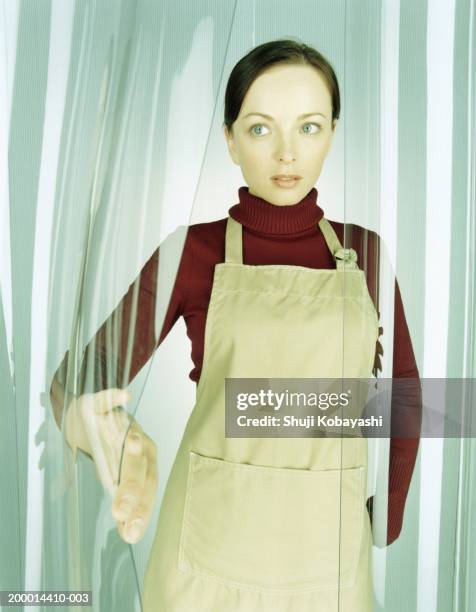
<box><xmin>51</xmin><ymin>226</ymin><xmax>190</xmax><ymax>423</ymax></box>
<box><xmin>364</xmin><ymin>239</ymin><xmax>422</xmax><ymax>546</ymax></box>
<box><xmin>384</xmin><ymin>279</ymin><xmax>422</xmax><ymax>544</ymax></box>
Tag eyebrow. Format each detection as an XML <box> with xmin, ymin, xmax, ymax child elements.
<box><xmin>242</xmin><ymin>111</ymin><xmax>327</xmax><ymax>120</ymax></box>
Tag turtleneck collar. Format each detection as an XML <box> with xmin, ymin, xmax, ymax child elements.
<box><xmin>228</xmin><ymin>186</ymin><xmax>324</xmax><ymax>235</ymax></box>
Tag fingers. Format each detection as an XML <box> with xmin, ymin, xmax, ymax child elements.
<box><xmin>73</xmin><ymin>386</ymin><xmax>157</xmax><ymax>546</ymax></box>
<box><xmin>112</xmin><ymin>425</ymin><xmax>151</xmax><ymax>543</ymax></box>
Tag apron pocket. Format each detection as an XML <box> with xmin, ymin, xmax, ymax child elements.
<box><xmin>178</xmin><ymin>451</ymin><xmax>365</xmax><ymax>594</ymax></box>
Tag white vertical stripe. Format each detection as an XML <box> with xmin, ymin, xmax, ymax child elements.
<box><xmin>418</xmin><ymin>1</ymin><xmax>456</xmax><ymax>611</ymax></box>
<box><xmin>24</xmin><ymin>0</ymin><xmax>75</xmax><ymax>598</ymax></box>
<box><xmin>371</xmin><ymin>0</ymin><xmax>401</xmax><ymax>604</ymax></box>
<box><xmin>422</xmin><ymin>6</ymin><xmax>454</xmax><ymax>376</ymax></box>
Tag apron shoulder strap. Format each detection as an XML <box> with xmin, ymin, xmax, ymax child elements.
<box><xmin>225</xmin><ymin>216</ymin><xmax>243</xmax><ymax>264</ymax></box>
<box><xmin>318</xmin><ymin>217</ymin><xmax>360</xmax><ymax>270</ymax></box>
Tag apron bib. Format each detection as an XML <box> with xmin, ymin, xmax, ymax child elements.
<box><xmin>143</xmin><ymin>216</ymin><xmax>379</xmax><ymax>612</ymax></box>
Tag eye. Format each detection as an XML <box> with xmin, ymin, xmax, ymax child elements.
<box><xmin>302</xmin><ymin>122</ymin><xmax>321</xmax><ymax>134</ymax></box>
<box><xmin>249</xmin><ymin>124</ymin><xmax>269</xmax><ymax>136</ymax></box>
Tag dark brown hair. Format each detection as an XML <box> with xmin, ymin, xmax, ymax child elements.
<box><xmin>223</xmin><ymin>38</ymin><xmax>340</xmax><ymax>134</ymax></box>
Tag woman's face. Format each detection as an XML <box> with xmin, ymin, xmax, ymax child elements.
<box><xmin>224</xmin><ymin>63</ymin><xmax>337</xmax><ymax>206</ymax></box>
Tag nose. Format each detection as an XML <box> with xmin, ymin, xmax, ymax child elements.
<box><xmin>275</xmin><ymin>135</ymin><xmax>296</xmax><ymax>163</ymax></box>
<box><xmin>279</xmin><ymin>151</ymin><xmax>296</xmax><ymax>163</ymax></box>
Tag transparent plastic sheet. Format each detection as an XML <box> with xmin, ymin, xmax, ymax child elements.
<box><xmin>1</xmin><ymin>1</ymin><xmax>475</xmax><ymax>612</ymax></box>
<box><xmin>49</xmin><ymin>4</ymin><xmax>239</xmax><ymax>611</ymax></box>
<box><xmin>0</xmin><ymin>0</ymin><xmax>236</xmax><ymax>610</ymax></box>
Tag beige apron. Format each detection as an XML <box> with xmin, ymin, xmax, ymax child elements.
<box><xmin>142</xmin><ymin>216</ymin><xmax>379</xmax><ymax>611</ymax></box>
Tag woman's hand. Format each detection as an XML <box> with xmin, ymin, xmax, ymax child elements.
<box><xmin>64</xmin><ymin>388</ymin><xmax>158</xmax><ymax>544</ymax></box>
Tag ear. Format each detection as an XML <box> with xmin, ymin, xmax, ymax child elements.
<box><xmin>223</xmin><ymin>126</ymin><xmax>240</xmax><ymax>166</ymax></box>
<box><xmin>331</xmin><ymin>119</ymin><xmax>338</xmax><ymax>132</ymax></box>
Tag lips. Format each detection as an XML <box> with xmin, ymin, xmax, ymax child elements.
<box><xmin>271</xmin><ymin>175</ymin><xmax>303</xmax><ymax>189</ymax></box>
<box><xmin>271</xmin><ymin>174</ymin><xmax>302</xmax><ymax>180</ymax></box>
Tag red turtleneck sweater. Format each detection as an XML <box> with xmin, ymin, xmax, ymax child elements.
<box><xmin>61</xmin><ymin>186</ymin><xmax>421</xmax><ymax>546</ymax></box>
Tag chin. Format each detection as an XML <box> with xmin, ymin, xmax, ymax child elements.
<box><xmin>248</xmin><ymin>183</ymin><xmax>308</xmax><ymax>206</ymax></box>
<box><xmin>273</xmin><ymin>188</ymin><xmax>309</xmax><ymax>206</ymax></box>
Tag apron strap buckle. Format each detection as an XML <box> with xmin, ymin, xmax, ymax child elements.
<box><xmin>334</xmin><ymin>247</ymin><xmax>359</xmax><ymax>269</ymax></box>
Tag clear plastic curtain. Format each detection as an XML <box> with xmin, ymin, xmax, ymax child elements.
<box><xmin>1</xmin><ymin>0</ymin><xmax>238</xmax><ymax>609</ymax></box>
<box><xmin>1</xmin><ymin>0</ymin><xmax>475</xmax><ymax>611</ymax></box>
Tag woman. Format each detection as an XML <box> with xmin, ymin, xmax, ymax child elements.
<box><xmin>51</xmin><ymin>39</ymin><xmax>421</xmax><ymax>611</ymax></box>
